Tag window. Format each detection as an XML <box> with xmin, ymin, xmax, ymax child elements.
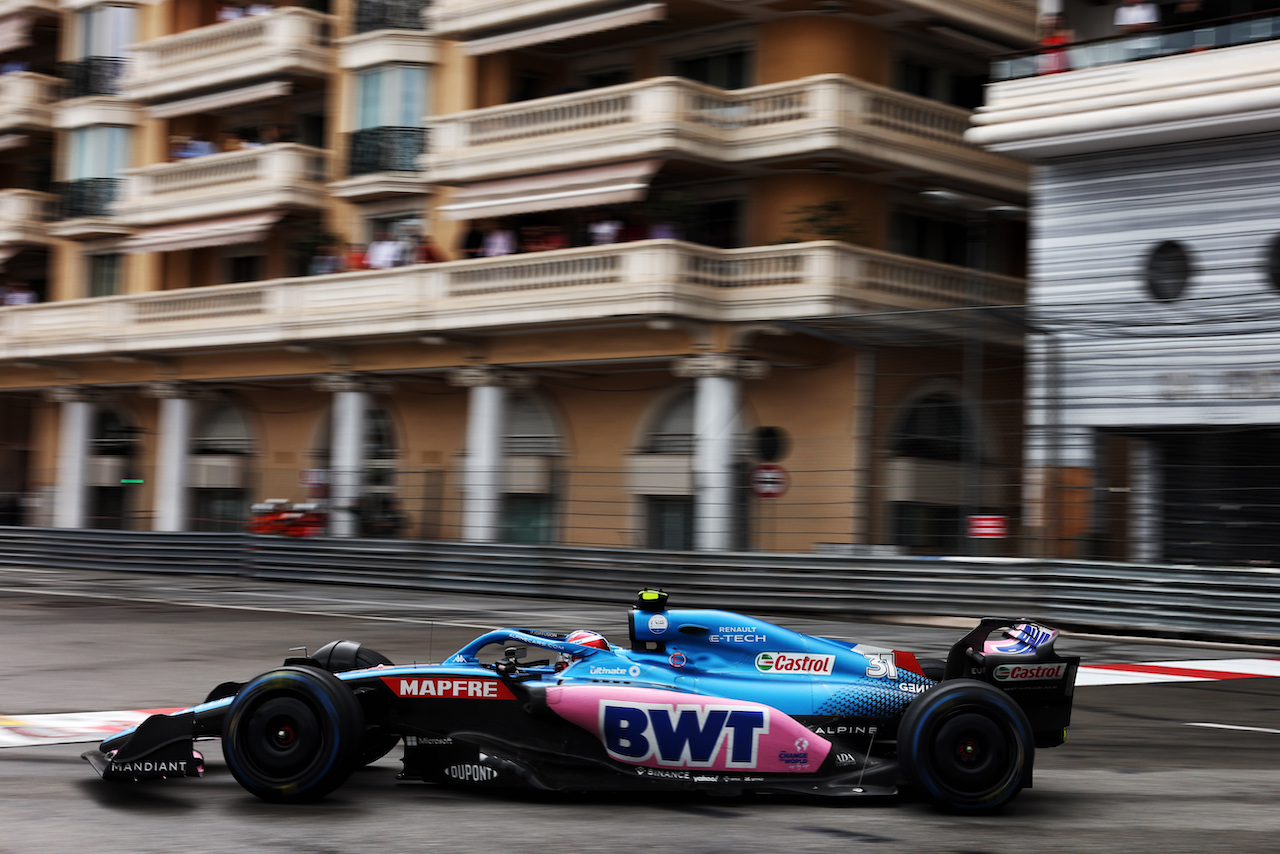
<box><xmin>645</xmin><ymin>390</ymin><xmax>694</xmax><ymax>453</ymax></box>
<box><xmin>894</xmin><ymin>54</ymin><xmax>986</xmax><ymax>110</ymax></box>
<box><xmin>355</xmin><ymin>65</ymin><xmax>427</xmax><ymax>130</ymax></box>
<box><xmin>87</xmin><ymin>253</ymin><xmax>122</xmax><ymax>298</ymax></box>
<box><xmin>687</xmin><ymin>199</ymin><xmax>743</xmax><ymax>249</ymax></box>
<box><xmin>583</xmin><ymin>68</ymin><xmax>630</xmax><ymax>89</ymax></box>
<box><xmin>646</xmin><ymin>496</ymin><xmax>694</xmax><ymax>550</ymax></box>
<box><xmin>501</xmin><ymin>495</ymin><xmax>556</xmax><ymax>544</ymax></box>
<box><xmin>1146</xmin><ymin>240</ymin><xmax>1193</xmax><ymax>301</ymax></box>
<box><xmin>76</xmin><ymin>4</ymin><xmax>137</xmax><ymax>59</ymax></box>
<box><xmin>67</xmin><ymin>126</ymin><xmax>130</xmax><ymax>181</ymax></box>
<box><xmin>675</xmin><ymin>47</ymin><xmax>751</xmax><ymax>90</ymax></box>
<box><xmin>891</xmin><ymin>211</ymin><xmax>968</xmax><ymax>268</ymax></box>
<box><xmin>892</xmin><ymin>392</ymin><xmax>976</xmax><ymax>463</ymax></box>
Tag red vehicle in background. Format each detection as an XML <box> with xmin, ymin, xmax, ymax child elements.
<box><xmin>245</xmin><ymin>499</ymin><xmax>326</xmax><ymax>537</ymax></box>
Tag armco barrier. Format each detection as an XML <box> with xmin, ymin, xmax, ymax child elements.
<box><xmin>2</xmin><ymin>526</ymin><xmax>1278</xmax><ymax>643</ymax></box>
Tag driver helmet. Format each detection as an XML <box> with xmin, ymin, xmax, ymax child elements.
<box><xmin>557</xmin><ymin>630</ymin><xmax>610</xmax><ymax>672</ymax></box>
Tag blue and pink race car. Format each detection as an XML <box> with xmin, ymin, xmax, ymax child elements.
<box><xmin>85</xmin><ymin>589</ymin><xmax>1079</xmax><ymax>811</ymax></box>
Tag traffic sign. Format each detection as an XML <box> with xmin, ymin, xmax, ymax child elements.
<box><xmin>968</xmin><ymin>515</ymin><xmax>1007</xmax><ymax>538</ymax></box>
<box><xmin>749</xmin><ymin>463</ymin><xmax>790</xmax><ymax>498</ymax></box>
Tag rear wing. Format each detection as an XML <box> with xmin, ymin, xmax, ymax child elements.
<box><xmin>944</xmin><ymin>617</ymin><xmax>1080</xmax><ymax>748</ymax></box>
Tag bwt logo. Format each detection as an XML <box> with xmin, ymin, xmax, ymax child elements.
<box><xmin>599</xmin><ymin>702</ymin><xmax>770</xmax><ymax>768</ymax></box>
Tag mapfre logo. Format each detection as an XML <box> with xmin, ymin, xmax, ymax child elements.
<box><xmin>992</xmin><ymin>663</ymin><xmax>1067</xmax><ymax>682</ymax></box>
<box><xmin>381</xmin><ymin>676</ymin><xmax>516</xmax><ymax>699</ymax></box>
<box><xmin>754</xmin><ymin>652</ymin><xmax>835</xmax><ymax>675</ymax></box>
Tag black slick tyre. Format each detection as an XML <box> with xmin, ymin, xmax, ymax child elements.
<box><xmin>310</xmin><ymin>641</ymin><xmax>401</xmax><ymax>765</ymax></box>
<box><xmin>897</xmin><ymin>678</ymin><xmax>1033</xmax><ymax>812</ymax></box>
<box><xmin>222</xmin><ymin>666</ymin><xmax>364</xmax><ymax>803</ymax></box>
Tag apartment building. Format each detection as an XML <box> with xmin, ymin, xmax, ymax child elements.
<box><xmin>0</xmin><ymin>0</ymin><xmax>1032</xmax><ymax>553</ymax></box>
<box><xmin>971</xmin><ymin>1</ymin><xmax>1280</xmax><ymax>565</ymax></box>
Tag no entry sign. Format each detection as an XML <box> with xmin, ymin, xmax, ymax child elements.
<box><xmin>968</xmin><ymin>515</ymin><xmax>1008</xmax><ymax>538</ymax></box>
<box><xmin>749</xmin><ymin>463</ymin><xmax>790</xmax><ymax>498</ymax></box>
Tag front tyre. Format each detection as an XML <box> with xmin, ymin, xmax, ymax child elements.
<box><xmin>222</xmin><ymin>666</ymin><xmax>363</xmax><ymax>803</ymax></box>
<box><xmin>897</xmin><ymin>679</ymin><xmax>1033</xmax><ymax>812</ymax></box>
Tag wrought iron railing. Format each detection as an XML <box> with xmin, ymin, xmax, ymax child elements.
<box><xmin>54</xmin><ymin>178</ymin><xmax>120</xmax><ymax>220</ymax></box>
<box><xmin>58</xmin><ymin>57</ymin><xmax>128</xmax><ymax>98</ymax></box>
<box><xmin>354</xmin><ymin>0</ymin><xmax>430</xmax><ymax>34</ymax></box>
<box><xmin>347</xmin><ymin>126</ymin><xmax>426</xmax><ymax>176</ymax></box>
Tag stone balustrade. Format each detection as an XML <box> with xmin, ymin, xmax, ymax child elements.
<box><xmin>427</xmin><ymin>75</ymin><xmax>1025</xmax><ymax>194</ymax></box>
<box><xmin>0</xmin><ymin>240</ymin><xmax>1025</xmax><ymax>361</ymax></box>
<box><xmin>120</xmin><ymin>7</ymin><xmax>333</xmax><ymax>102</ymax></box>
<box><xmin>0</xmin><ymin>72</ymin><xmax>59</xmax><ymax>132</ymax></box>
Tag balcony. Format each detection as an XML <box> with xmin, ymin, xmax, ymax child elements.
<box><xmin>116</xmin><ymin>144</ymin><xmax>329</xmax><ymax>227</ymax></box>
<box><xmin>0</xmin><ymin>73</ymin><xmax>58</xmax><ymax>133</ymax></box>
<box><xmin>120</xmin><ymin>8</ymin><xmax>333</xmax><ymax>104</ymax></box>
<box><xmin>330</xmin><ymin>127</ymin><xmax>429</xmax><ymax>201</ymax></box>
<box><xmin>57</xmin><ymin>58</ymin><xmax>128</xmax><ymax>100</ymax></box>
<box><xmin>0</xmin><ymin>0</ymin><xmax>57</xmax><ymax>17</ymax></box>
<box><xmin>0</xmin><ymin>189</ymin><xmax>57</xmax><ymax>246</ymax></box>
<box><xmin>426</xmin><ymin>75</ymin><xmax>1026</xmax><ymax>195</ymax></box>
<box><xmin>971</xmin><ymin>21</ymin><xmax>1280</xmax><ymax>159</ymax></box>
<box><xmin>428</xmin><ymin>0</ymin><xmax>1036</xmax><ymax>45</ymax></box>
<box><xmin>48</xmin><ymin>179</ymin><xmax>131</xmax><ymax>240</ymax></box>
<box><xmin>0</xmin><ymin>240</ymin><xmax>1024</xmax><ymax>361</ymax></box>
<box><xmin>354</xmin><ymin>0</ymin><xmax>429</xmax><ymax>34</ymax></box>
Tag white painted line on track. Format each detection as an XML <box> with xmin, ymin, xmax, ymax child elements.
<box><xmin>1185</xmin><ymin>723</ymin><xmax>1280</xmax><ymax>735</ymax></box>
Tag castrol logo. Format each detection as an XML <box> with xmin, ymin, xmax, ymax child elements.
<box><xmin>993</xmin><ymin>662</ymin><xmax>1066</xmax><ymax>682</ymax></box>
<box><xmin>755</xmin><ymin>652</ymin><xmax>835</xmax><ymax>675</ymax></box>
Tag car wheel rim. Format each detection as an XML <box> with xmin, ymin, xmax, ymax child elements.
<box><xmin>241</xmin><ymin>695</ymin><xmax>323</xmax><ymax>780</ymax></box>
<box><xmin>930</xmin><ymin>711</ymin><xmax>1012</xmax><ymax>795</ymax></box>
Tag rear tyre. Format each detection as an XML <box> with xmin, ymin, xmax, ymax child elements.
<box><xmin>897</xmin><ymin>679</ymin><xmax>1033</xmax><ymax>812</ymax></box>
<box><xmin>222</xmin><ymin>666</ymin><xmax>364</xmax><ymax>803</ymax></box>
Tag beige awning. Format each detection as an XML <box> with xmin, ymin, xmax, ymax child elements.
<box><xmin>464</xmin><ymin>3</ymin><xmax>665</xmax><ymax>56</ymax></box>
<box><xmin>438</xmin><ymin>160</ymin><xmax>661</xmax><ymax>221</ymax></box>
<box><xmin>147</xmin><ymin>81</ymin><xmax>293</xmax><ymax>119</ymax></box>
<box><xmin>0</xmin><ymin>15</ymin><xmax>34</xmax><ymax>55</ymax></box>
<box><xmin>121</xmin><ymin>213</ymin><xmax>281</xmax><ymax>254</ymax></box>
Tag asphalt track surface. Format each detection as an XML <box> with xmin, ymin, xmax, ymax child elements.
<box><xmin>3</xmin><ymin>566</ymin><xmax>1280</xmax><ymax>854</ymax></box>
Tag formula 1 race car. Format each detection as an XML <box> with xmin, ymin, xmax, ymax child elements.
<box><xmin>84</xmin><ymin>590</ymin><xmax>1079</xmax><ymax>812</ymax></box>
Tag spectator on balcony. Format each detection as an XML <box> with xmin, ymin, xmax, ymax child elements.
<box><xmin>168</xmin><ymin>134</ymin><xmax>191</xmax><ymax>161</ymax></box>
<box><xmin>2</xmin><ymin>280</ymin><xmax>37</xmax><ymax>305</ymax></box>
<box><xmin>1114</xmin><ymin>0</ymin><xmax>1160</xmax><ymax>33</ymax></box>
<box><xmin>589</xmin><ymin>213</ymin><xmax>624</xmax><ymax>245</ymax></box>
<box><xmin>217</xmin><ymin>2</ymin><xmax>246</xmax><ymax>21</ymax></box>
<box><xmin>179</xmin><ymin>135</ymin><xmax>218</xmax><ymax>158</ymax></box>
<box><xmin>309</xmin><ymin>242</ymin><xmax>342</xmax><ymax>275</ymax></box>
<box><xmin>1037</xmin><ymin>14</ymin><xmax>1075</xmax><ymax>74</ymax></box>
<box><xmin>216</xmin><ymin>131</ymin><xmax>244</xmax><ymax>152</ymax></box>
<box><xmin>417</xmin><ymin>234</ymin><xmax>448</xmax><ymax>263</ymax></box>
<box><xmin>482</xmin><ymin>224</ymin><xmax>517</xmax><ymax>257</ymax></box>
<box><xmin>344</xmin><ymin>243</ymin><xmax>367</xmax><ymax>270</ymax></box>
<box><xmin>365</xmin><ymin>231</ymin><xmax>405</xmax><ymax>269</ymax></box>
<box><xmin>247</xmin><ymin>2</ymin><xmax>275</xmax><ymax>15</ymax></box>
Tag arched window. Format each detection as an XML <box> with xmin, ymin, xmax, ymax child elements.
<box><xmin>644</xmin><ymin>389</ymin><xmax>695</xmax><ymax>454</ymax></box>
<box><xmin>193</xmin><ymin>405</ymin><xmax>253</xmax><ymax>455</ymax></box>
<box><xmin>505</xmin><ymin>393</ymin><xmax>562</xmax><ymax>454</ymax></box>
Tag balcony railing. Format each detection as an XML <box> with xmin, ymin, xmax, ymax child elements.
<box><xmin>121</xmin><ymin>7</ymin><xmax>333</xmax><ymax>103</ymax></box>
<box><xmin>427</xmin><ymin>75</ymin><xmax>1021</xmax><ymax>193</ymax></box>
<box><xmin>347</xmin><ymin>127</ymin><xmax>427</xmax><ymax>176</ymax></box>
<box><xmin>0</xmin><ymin>240</ymin><xmax>1024</xmax><ymax>360</ymax></box>
<box><xmin>993</xmin><ymin>10</ymin><xmax>1280</xmax><ymax>81</ymax></box>
<box><xmin>54</xmin><ymin>178</ymin><xmax>119</xmax><ymax>220</ymax></box>
<box><xmin>355</xmin><ymin>0</ymin><xmax>429</xmax><ymax>34</ymax></box>
<box><xmin>0</xmin><ymin>189</ymin><xmax>57</xmax><ymax>244</ymax></box>
<box><xmin>430</xmin><ymin>0</ymin><xmax>1035</xmax><ymax>42</ymax></box>
<box><xmin>57</xmin><ymin>57</ymin><xmax>129</xmax><ymax>99</ymax></box>
<box><xmin>0</xmin><ymin>72</ymin><xmax>59</xmax><ymax>131</ymax></box>
<box><xmin>118</xmin><ymin>144</ymin><xmax>329</xmax><ymax>226</ymax></box>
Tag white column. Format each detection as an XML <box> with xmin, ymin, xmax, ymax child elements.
<box><xmin>330</xmin><ymin>388</ymin><xmax>368</xmax><ymax>538</ymax></box>
<box><xmin>449</xmin><ymin>367</ymin><xmax>533</xmax><ymax>543</ymax></box>
<box><xmin>50</xmin><ymin>389</ymin><xmax>93</xmax><ymax>529</ymax></box>
<box><xmin>673</xmin><ymin>355</ymin><xmax>769</xmax><ymax>552</ymax></box>
<box><xmin>149</xmin><ymin>385</ymin><xmax>195</xmax><ymax>532</ymax></box>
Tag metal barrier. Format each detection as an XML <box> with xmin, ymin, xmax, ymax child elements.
<box><xmin>2</xmin><ymin>526</ymin><xmax>1278</xmax><ymax>644</ymax></box>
